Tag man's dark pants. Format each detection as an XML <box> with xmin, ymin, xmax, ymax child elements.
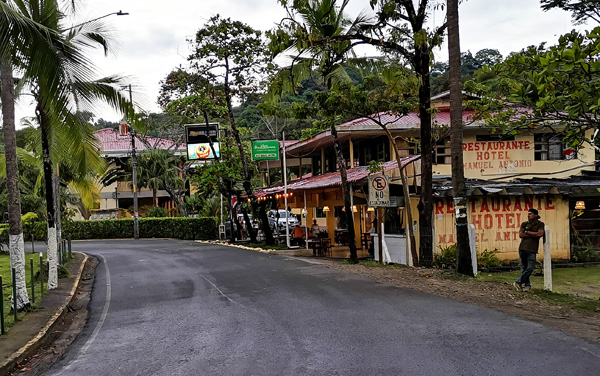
<box><xmin>516</xmin><ymin>250</ymin><xmax>537</xmax><ymax>287</ymax></box>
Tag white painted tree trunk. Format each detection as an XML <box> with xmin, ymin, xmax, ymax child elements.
<box><xmin>9</xmin><ymin>233</ymin><xmax>30</xmax><ymax>310</ymax></box>
<box><xmin>47</xmin><ymin>225</ymin><xmax>58</xmax><ymax>290</ymax></box>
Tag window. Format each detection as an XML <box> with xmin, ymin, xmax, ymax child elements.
<box><xmin>534</xmin><ymin>134</ymin><xmax>575</xmax><ymax>160</ymax></box>
<box><xmin>434</xmin><ymin>138</ymin><xmax>451</xmax><ymax>164</ymax></box>
<box><xmin>376</xmin><ymin>142</ymin><xmax>386</xmax><ymax>161</ymax></box>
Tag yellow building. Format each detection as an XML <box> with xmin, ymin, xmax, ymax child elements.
<box><xmin>259</xmin><ymin>91</ymin><xmax>599</xmax><ymax>262</ymax></box>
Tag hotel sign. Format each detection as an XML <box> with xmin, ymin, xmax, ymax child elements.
<box><xmin>251</xmin><ymin>140</ymin><xmax>279</xmax><ymax>160</ymax></box>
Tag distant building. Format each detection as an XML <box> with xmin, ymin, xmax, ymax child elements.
<box><xmin>88</xmin><ymin>128</ymin><xmax>185</xmax><ymax>220</ymax></box>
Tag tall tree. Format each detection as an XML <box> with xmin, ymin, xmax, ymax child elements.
<box><xmin>269</xmin><ymin>0</ymin><xmax>366</xmax><ymax>262</ymax></box>
<box><xmin>0</xmin><ymin>0</ymin><xmax>63</xmax><ymax>310</ymax></box>
<box><xmin>342</xmin><ymin>0</ymin><xmax>447</xmax><ymax>266</ymax></box>
<box><xmin>312</xmin><ymin>64</ymin><xmax>420</xmax><ymax>264</ymax></box>
<box><xmin>15</xmin><ymin>0</ymin><xmax>130</xmax><ymax>289</ymax></box>
<box><xmin>541</xmin><ymin>0</ymin><xmax>600</xmax><ymax>24</ymax></box>
<box><xmin>447</xmin><ymin>0</ymin><xmax>473</xmax><ymax>276</ymax></box>
<box><xmin>186</xmin><ymin>15</ymin><xmax>273</xmax><ymax>243</ymax></box>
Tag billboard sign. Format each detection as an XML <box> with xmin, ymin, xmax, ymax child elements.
<box><xmin>185</xmin><ymin>123</ymin><xmax>220</xmax><ymax>160</ymax></box>
<box><xmin>185</xmin><ymin>123</ymin><xmax>219</xmax><ymax>143</ymax></box>
<box><xmin>251</xmin><ymin>140</ymin><xmax>279</xmax><ymax>160</ymax></box>
<box><xmin>187</xmin><ymin>142</ymin><xmax>220</xmax><ymax>160</ymax></box>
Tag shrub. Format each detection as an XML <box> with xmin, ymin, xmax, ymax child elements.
<box><xmin>0</xmin><ymin>225</ymin><xmax>8</xmax><ymax>253</ymax></box>
<box><xmin>477</xmin><ymin>248</ymin><xmax>502</xmax><ymax>269</ymax></box>
<box><xmin>433</xmin><ymin>244</ymin><xmax>457</xmax><ymax>269</ymax></box>
<box><xmin>62</xmin><ymin>217</ymin><xmax>217</xmax><ymax>240</ymax></box>
<box><xmin>148</xmin><ymin>206</ymin><xmax>168</xmax><ymax>218</ymax></box>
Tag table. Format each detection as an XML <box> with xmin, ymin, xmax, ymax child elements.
<box><xmin>308</xmin><ymin>238</ymin><xmax>331</xmax><ymax>257</ymax></box>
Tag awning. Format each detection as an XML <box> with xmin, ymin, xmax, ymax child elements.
<box><xmin>256</xmin><ymin>155</ymin><xmax>420</xmax><ymax>197</ymax></box>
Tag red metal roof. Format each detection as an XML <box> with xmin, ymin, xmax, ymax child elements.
<box><xmin>337</xmin><ymin>110</ymin><xmax>479</xmax><ymax>129</ymax></box>
<box><xmin>255</xmin><ymin>155</ymin><xmax>420</xmax><ymax>197</ymax></box>
<box><xmin>94</xmin><ymin>128</ymin><xmax>182</xmax><ymax>152</ymax></box>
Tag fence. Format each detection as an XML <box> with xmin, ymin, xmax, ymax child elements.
<box><xmin>0</xmin><ymin>237</ymin><xmax>72</xmax><ymax>335</ymax></box>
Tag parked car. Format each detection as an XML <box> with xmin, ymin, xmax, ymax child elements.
<box><xmin>268</xmin><ymin>209</ymin><xmax>299</xmax><ymax>233</ymax></box>
<box><xmin>224</xmin><ymin>213</ymin><xmax>259</xmax><ymax>239</ymax></box>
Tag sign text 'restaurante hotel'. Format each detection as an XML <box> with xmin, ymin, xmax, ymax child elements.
<box><xmin>462</xmin><ymin>140</ymin><xmax>532</xmax><ymax>170</ymax></box>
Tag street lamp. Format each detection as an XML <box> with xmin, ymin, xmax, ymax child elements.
<box><xmin>64</xmin><ymin>10</ymin><xmax>129</xmax><ymax>31</ymax></box>
<box><xmin>125</xmin><ymin>84</ymin><xmax>140</xmax><ymax>239</ymax></box>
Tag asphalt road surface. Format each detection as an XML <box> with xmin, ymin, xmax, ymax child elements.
<box><xmin>44</xmin><ymin>240</ymin><xmax>600</xmax><ymax>376</ymax></box>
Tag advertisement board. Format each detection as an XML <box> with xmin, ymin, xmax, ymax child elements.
<box><xmin>187</xmin><ymin>142</ymin><xmax>220</xmax><ymax>160</ymax></box>
<box><xmin>185</xmin><ymin>123</ymin><xmax>220</xmax><ymax>160</ymax></box>
<box><xmin>251</xmin><ymin>140</ymin><xmax>279</xmax><ymax>160</ymax></box>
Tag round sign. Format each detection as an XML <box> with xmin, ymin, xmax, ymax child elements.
<box><xmin>371</xmin><ymin>176</ymin><xmax>387</xmax><ymax>191</ymax></box>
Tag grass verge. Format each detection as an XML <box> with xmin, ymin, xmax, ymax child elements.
<box><xmin>0</xmin><ymin>252</ymin><xmax>47</xmax><ymax>332</ymax></box>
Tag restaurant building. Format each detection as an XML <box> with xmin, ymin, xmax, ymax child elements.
<box><xmin>257</xmin><ymin>92</ymin><xmax>599</xmax><ymax>262</ymax></box>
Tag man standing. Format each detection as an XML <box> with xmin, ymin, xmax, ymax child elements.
<box><xmin>514</xmin><ymin>208</ymin><xmax>545</xmax><ymax>292</ymax></box>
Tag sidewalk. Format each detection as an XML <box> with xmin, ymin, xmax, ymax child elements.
<box><xmin>0</xmin><ymin>253</ymin><xmax>88</xmax><ymax>376</ymax></box>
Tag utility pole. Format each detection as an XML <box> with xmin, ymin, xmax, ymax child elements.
<box><xmin>128</xmin><ymin>84</ymin><xmax>139</xmax><ymax>239</ymax></box>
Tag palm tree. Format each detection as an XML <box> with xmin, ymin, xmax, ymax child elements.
<box><xmin>12</xmin><ymin>0</ymin><xmax>130</xmax><ymax>289</ymax></box>
<box><xmin>270</xmin><ymin>0</ymin><xmax>368</xmax><ymax>262</ymax></box>
<box><xmin>0</xmin><ymin>0</ymin><xmax>65</xmax><ymax>311</ymax></box>
<box><xmin>136</xmin><ymin>149</ymin><xmax>180</xmax><ymax>208</ymax></box>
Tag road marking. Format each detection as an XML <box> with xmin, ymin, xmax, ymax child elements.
<box><xmin>198</xmin><ymin>274</ymin><xmax>236</xmax><ymax>304</ymax></box>
<box><xmin>55</xmin><ymin>254</ymin><xmax>111</xmax><ymax>375</ymax></box>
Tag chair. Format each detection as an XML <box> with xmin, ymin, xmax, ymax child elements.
<box><xmin>320</xmin><ymin>238</ymin><xmax>332</xmax><ymax>257</ymax></box>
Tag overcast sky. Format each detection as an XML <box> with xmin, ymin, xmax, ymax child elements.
<box><xmin>13</xmin><ymin>0</ymin><xmax>588</xmax><ymax>125</ymax></box>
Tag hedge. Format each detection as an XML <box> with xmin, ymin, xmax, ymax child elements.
<box><xmin>62</xmin><ymin>217</ymin><xmax>218</xmax><ymax>240</ymax></box>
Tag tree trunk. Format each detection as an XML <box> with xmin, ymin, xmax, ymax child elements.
<box><xmin>1</xmin><ymin>56</ymin><xmax>31</xmax><ymax>311</ymax></box>
<box><xmin>448</xmin><ymin>0</ymin><xmax>473</xmax><ymax>276</ymax></box>
<box><xmin>255</xmin><ymin>200</ymin><xmax>274</xmax><ymax>245</ymax></box>
<box><xmin>414</xmin><ymin>45</ymin><xmax>435</xmax><ymax>267</ymax></box>
<box><xmin>381</xmin><ymin>127</ymin><xmax>418</xmax><ymax>265</ymax></box>
<box><xmin>224</xmin><ymin>67</ymin><xmax>256</xmax><ymax>243</ymax></box>
<box><xmin>331</xmin><ymin>125</ymin><xmax>358</xmax><ymax>263</ymax></box>
<box><xmin>38</xmin><ymin>106</ymin><xmax>58</xmax><ymax>289</ymax></box>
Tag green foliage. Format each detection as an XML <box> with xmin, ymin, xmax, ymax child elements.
<box><xmin>469</xmin><ymin>27</ymin><xmax>600</xmax><ymax>149</ymax></box>
<box><xmin>477</xmin><ymin>248</ymin><xmax>502</xmax><ymax>269</ymax></box>
<box><xmin>571</xmin><ymin>232</ymin><xmax>600</xmax><ymax>263</ymax></box>
<box><xmin>62</xmin><ymin>217</ymin><xmax>217</xmax><ymax>240</ymax></box>
<box><xmin>0</xmin><ymin>225</ymin><xmax>8</xmax><ymax>253</ymax></box>
<box><xmin>541</xmin><ymin>0</ymin><xmax>600</xmax><ymax>25</ymax></box>
<box><xmin>148</xmin><ymin>206</ymin><xmax>169</xmax><ymax>218</ymax></box>
<box><xmin>433</xmin><ymin>244</ymin><xmax>457</xmax><ymax>269</ymax></box>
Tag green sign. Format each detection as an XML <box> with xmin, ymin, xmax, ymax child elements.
<box><xmin>252</xmin><ymin>140</ymin><xmax>279</xmax><ymax>160</ymax></box>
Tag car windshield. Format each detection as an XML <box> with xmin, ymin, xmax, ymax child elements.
<box><xmin>278</xmin><ymin>210</ymin><xmax>294</xmax><ymax>219</ymax></box>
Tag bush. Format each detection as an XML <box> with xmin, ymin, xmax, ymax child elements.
<box><xmin>148</xmin><ymin>206</ymin><xmax>168</xmax><ymax>218</ymax></box>
<box><xmin>0</xmin><ymin>225</ymin><xmax>8</xmax><ymax>253</ymax></box>
<box><xmin>433</xmin><ymin>244</ymin><xmax>457</xmax><ymax>269</ymax></box>
<box><xmin>477</xmin><ymin>248</ymin><xmax>502</xmax><ymax>269</ymax></box>
<box><xmin>62</xmin><ymin>217</ymin><xmax>217</xmax><ymax>240</ymax></box>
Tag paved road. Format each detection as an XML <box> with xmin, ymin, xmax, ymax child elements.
<box><xmin>45</xmin><ymin>240</ymin><xmax>600</xmax><ymax>376</ymax></box>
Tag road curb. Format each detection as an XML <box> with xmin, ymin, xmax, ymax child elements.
<box><xmin>0</xmin><ymin>253</ymin><xmax>88</xmax><ymax>374</ymax></box>
<box><xmin>195</xmin><ymin>240</ymin><xmax>278</xmax><ymax>253</ymax></box>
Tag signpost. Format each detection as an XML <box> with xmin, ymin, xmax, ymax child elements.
<box><xmin>251</xmin><ymin>140</ymin><xmax>279</xmax><ymax>160</ymax></box>
<box><xmin>369</xmin><ymin>174</ymin><xmax>390</xmax><ymax>264</ymax></box>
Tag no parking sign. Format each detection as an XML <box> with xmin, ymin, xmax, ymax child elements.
<box><xmin>368</xmin><ymin>175</ymin><xmax>390</xmax><ymax>207</ymax></box>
